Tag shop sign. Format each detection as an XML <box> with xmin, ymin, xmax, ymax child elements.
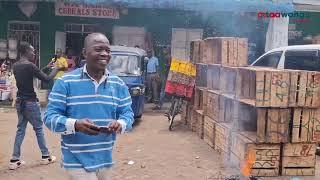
<box><xmin>55</xmin><ymin>2</ymin><xmax>119</xmax><ymax>19</ymax></box>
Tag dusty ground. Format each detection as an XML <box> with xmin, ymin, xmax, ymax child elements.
<box><xmin>0</xmin><ymin>104</ymin><xmax>319</xmax><ymax>180</ymax></box>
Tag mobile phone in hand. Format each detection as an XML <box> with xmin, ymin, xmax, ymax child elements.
<box><xmin>89</xmin><ymin>125</ymin><xmax>100</xmax><ymax>131</ymax></box>
<box><xmin>99</xmin><ymin>126</ymin><xmax>112</xmax><ymax>134</ymax></box>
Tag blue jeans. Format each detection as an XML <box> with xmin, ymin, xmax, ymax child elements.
<box><xmin>12</xmin><ymin>100</ymin><xmax>50</xmax><ymax>160</ymax></box>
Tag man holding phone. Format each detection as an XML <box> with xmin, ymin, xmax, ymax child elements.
<box><xmin>44</xmin><ymin>33</ymin><xmax>134</xmax><ymax>180</ymax></box>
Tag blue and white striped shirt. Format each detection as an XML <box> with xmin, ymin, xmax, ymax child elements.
<box><xmin>44</xmin><ymin>66</ymin><xmax>134</xmax><ymax>172</ymax></box>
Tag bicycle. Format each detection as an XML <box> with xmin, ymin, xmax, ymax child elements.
<box><xmin>165</xmin><ymin>95</ymin><xmax>184</xmax><ymax>131</ymax></box>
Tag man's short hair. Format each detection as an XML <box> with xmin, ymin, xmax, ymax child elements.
<box><xmin>19</xmin><ymin>41</ymin><xmax>31</xmax><ymax>56</ymax></box>
<box><xmin>84</xmin><ymin>33</ymin><xmax>109</xmax><ymax>49</ymax></box>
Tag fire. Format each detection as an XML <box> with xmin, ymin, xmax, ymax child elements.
<box><xmin>241</xmin><ymin>150</ymin><xmax>256</xmax><ymax>177</ymax></box>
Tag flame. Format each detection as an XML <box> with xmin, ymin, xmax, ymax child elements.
<box><xmin>241</xmin><ymin>150</ymin><xmax>256</xmax><ymax>177</ymax></box>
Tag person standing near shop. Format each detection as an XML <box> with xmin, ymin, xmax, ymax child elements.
<box><xmin>9</xmin><ymin>41</ymin><xmax>59</xmax><ymax>170</ymax></box>
<box><xmin>44</xmin><ymin>33</ymin><xmax>134</xmax><ymax>180</ymax></box>
<box><xmin>153</xmin><ymin>47</ymin><xmax>171</xmax><ymax>110</ymax></box>
<box><xmin>51</xmin><ymin>48</ymin><xmax>68</xmax><ymax>80</ymax></box>
<box><xmin>146</xmin><ymin>49</ymin><xmax>160</xmax><ymax>103</ymax></box>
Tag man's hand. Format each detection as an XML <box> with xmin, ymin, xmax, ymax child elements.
<box><xmin>75</xmin><ymin>119</ymin><xmax>100</xmax><ymax>135</ymax></box>
<box><xmin>107</xmin><ymin>121</ymin><xmax>122</xmax><ymax>133</ymax></box>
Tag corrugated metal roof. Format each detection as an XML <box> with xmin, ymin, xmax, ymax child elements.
<box><xmin>70</xmin><ymin>0</ymin><xmax>295</xmax><ymax>13</ymax></box>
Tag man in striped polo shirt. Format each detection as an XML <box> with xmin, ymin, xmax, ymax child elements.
<box><xmin>44</xmin><ymin>33</ymin><xmax>134</xmax><ymax>180</ymax></box>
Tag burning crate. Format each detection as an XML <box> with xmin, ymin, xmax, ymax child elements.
<box><xmin>291</xmin><ymin>108</ymin><xmax>320</xmax><ymax>143</ymax></box>
<box><xmin>230</xmin><ymin>132</ymin><xmax>280</xmax><ymax>177</ymax></box>
<box><xmin>281</xmin><ymin>143</ymin><xmax>316</xmax><ymax>176</ymax></box>
<box><xmin>204</xmin><ymin>116</ymin><xmax>215</xmax><ymax>148</ymax></box>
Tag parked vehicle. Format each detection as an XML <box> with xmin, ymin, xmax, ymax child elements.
<box><xmin>108</xmin><ymin>46</ymin><xmax>146</xmax><ymax>119</ymax></box>
<box><xmin>251</xmin><ymin>45</ymin><xmax>320</xmax><ymax>71</ymax></box>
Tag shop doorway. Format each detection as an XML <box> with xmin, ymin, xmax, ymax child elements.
<box><xmin>63</xmin><ymin>23</ymin><xmax>101</xmax><ymax>57</ymax></box>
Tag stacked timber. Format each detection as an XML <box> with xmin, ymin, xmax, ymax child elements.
<box><xmin>181</xmin><ymin>36</ymin><xmax>320</xmax><ymax>177</ymax></box>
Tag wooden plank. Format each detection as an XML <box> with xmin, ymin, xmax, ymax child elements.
<box><xmin>204</xmin><ymin>116</ymin><xmax>215</xmax><ymax>148</ymax></box>
<box><xmin>215</xmin><ymin>122</ymin><xmax>232</xmax><ymax>154</ymax></box>
<box><xmin>255</xmin><ymin>70</ymin><xmax>265</xmax><ymax>107</ymax></box>
<box><xmin>221</xmin><ymin>38</ymin><xmax>229</xmax><ymax>66</ymax></box>
<box><xmin>312</xmin><ymin>109</ymin><xmax>320</xmax><ymax>142</ymax></box>
<box><xmin>281</xmin><ymin>143</ymin><xmax>316</xmax><ymax>176</ymax></box>
<box><xmin>228</xmin><ymin>38</ymin><xmax>234</xmax><ymax>66</ymax></box>
<box><xmin>291</xmin><ymin>108</ymin><xmax>302</xmax><ymax>142</ymax></box>
<box><xmin>270</xmin><ymin>71</ymin><xmax>290</xmax><ymax>107</ymax></box>
<box><xmin>281</xmin><ymin>168</ymin><xmax>315</xmax><ymax>176</ymax></box>
<box><xmin>263</xmin><ymin>71</ymin><xmax>272</xmax><ymax>107</ymax></box>
<box><xmin>199</xmin><ymin>40</ymin><xmax>205</xmax><ymax>64</ymax></box>
<box><xmin>237</xmin><ymin>38</ymin><xmax>248</xmax><ymax>66</ymax></box>
<box><xmin>311</xmin><ymin>72</ymin><xmax>320</xmax><ymax>107</ymax></box>
<box><xmin>257</xmin><ymin>109</ymin><xmax>267</xmax><ymax>142</ymax></box>
<box><xmin>282</xmin><ymin>143</ymin><xmax>316</xmax><ymax>167</ymax></box>
<box><xmin>305</xmin><ymin>72</ymin><xmax>313</xmax><ymax>107</ymax></box>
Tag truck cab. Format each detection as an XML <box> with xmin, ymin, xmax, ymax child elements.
<box><xmin>108</xmin><ymin>46</ymin><xmax>146</xmax><ymax>119</ymax></box>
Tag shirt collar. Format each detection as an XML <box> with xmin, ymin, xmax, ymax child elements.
<box><xmin>82</xmin><ymin>64</ymin><xmax>109</xmax><ymax>83</ymax></box>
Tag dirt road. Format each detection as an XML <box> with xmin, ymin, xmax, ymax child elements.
<box><xmin>0</xmin><ymin>106</ymin><xmax>319</xmax><ymax>180</ymax></box>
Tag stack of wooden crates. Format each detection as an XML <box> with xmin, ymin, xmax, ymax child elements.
<box><xmin>181</xmin><ymin>37</ymin><xmax>320</xmax><ymax>177</ymax></box>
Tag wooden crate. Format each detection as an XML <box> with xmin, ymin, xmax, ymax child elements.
<box><xmin>195</xmin><ymin>110</ymin><xmax>205</xmax><ymax>139</ymax></box>
<box><xmin>190</xmin><ymin>40</ymin><xmax>202</xmax><ymax>63</ymax></box>
<box><xmin>232</xmin><ymin>101</ymin><xmax>257</xmax><ymax>132</ymax></box>
<box><xmin>204</xmin><ymin>116</ymin><xmax>215</xmax><ymax>148</ymax></box>
<box><xmin>220</xmin><ymin>66</ymin><xmax>237</xmax><ymax>97</ymax></box>
<box><xmin>215</xmin><ymin>122</ymin><xmax>232</xmax><ymax>154</ymax></box>
<box><xmin>281</xmin><ymin>143</ymin><xmax>316</xmax><ymax>176</ymax></box>
<box><xmin>230</xmin><ymin>132</ymin><xmax>280</xmax><ymax>177</ymax></box>
<box><xmin>193</xmin><ymin>87</ymin><xmax>207</xmax><ymax>111</ymax></box>
<box><xmin>236</xmin><ymin>67</ymin><xmax>290</xmax><ymax>107</ymax></box>
<box><xmin>202</xmin><ymin>37</ymin><xmax>218</xmax><ymax>64</ymax></box>
<box><xmin>199</xmin><ymin>40</ymin><xmax>205</xmax><ymax>64</ymax></box>
<box><xmin>257</xmin><ymin>108</ymin><xmax>290</xmax><ymax>143</ymax></box>
<box><xmin>206</xmin><ymin>64</ymin><xmax>220</xmax><ymax>91</ymax></box>
<box><xmin>167</xmin><ymin>71</ymin><xmax>196</xmax><ymax>86</ymax></box>
<box><xmin>206</xmin><ymin>90</ymin><xmax>220</xmax><ymax>121</ymax></box>
<box><xmin>202</xmin><ymin>37</ymin><xmax>248</xmax><ymax>66</ymax></box>
<box><xmin>219</xmin><ymin>95</ymin><xmax>235</xmax><ymax>123</ymax></box>
<box><xmin>291</xmin><ymin>108</ymin><xmax>320</xmax><ymax>143</ymax></box>
<box><xmin>289</xmin><ymin>71</ymin><xmax>320</xmax><ymax>108</ymax></box>
<box><xmin>195</xmin><ymin>63</ymin><xmax>207</xmax><ymax>87</ymax></box>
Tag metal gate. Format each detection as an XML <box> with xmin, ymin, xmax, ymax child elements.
<box><xmin>8</xmin><ymin>21</ymin><xmax>40</xmax><ymax>67</ymax></box>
